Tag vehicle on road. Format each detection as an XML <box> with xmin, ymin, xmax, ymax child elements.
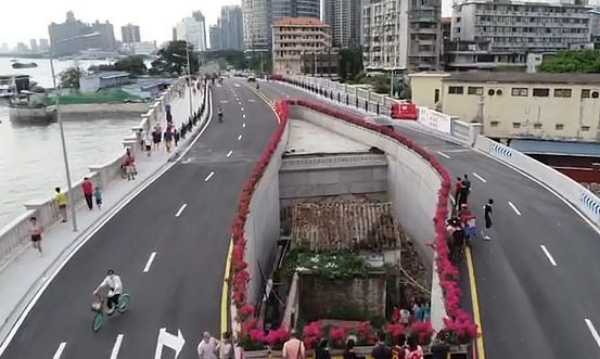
<box><xmin>218</xmin><ymin>107</ymin><xmax>223</xmax><ymax>122</ymax></box>
<box><xmin>91</xmin><ymin>292</ymin><xmax>130</xmax><ymax>332</ymax></box>
<box><xmin>247</xmin><ymin>75</ymin><xmax>256</xmax><ymax>82</ymax></box>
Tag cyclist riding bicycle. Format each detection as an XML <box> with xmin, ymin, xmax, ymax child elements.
<box><xmin>93</xmin><ymin>269</ymin><xmax>123</xmax><ymax>314</ymax></box>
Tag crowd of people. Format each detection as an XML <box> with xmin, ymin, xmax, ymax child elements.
<box><xmin>447</xmin><ymin>174</ymin><xmax>496</xmax><ymax>261</ymax></box>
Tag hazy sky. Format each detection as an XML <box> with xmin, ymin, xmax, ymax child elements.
<box><xmin>0</xmin><ymin>0</ymin><xmax>241</xmax><ymax>47</ymax></box>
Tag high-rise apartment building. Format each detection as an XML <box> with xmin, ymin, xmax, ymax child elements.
<box><xmin>217</xmin><ymin>5</ymin><xmax>243</xmax><ymax>50</ymax></box>
<box><xmin>210</xmin><ymin>25</ymin><xmax>222</xmax><ymax>50</ymax></box>
<box><xmin>272</xmin><ymin>17</ymin><xmax>333</xmax><ymax>75</ymax></box>
<box><xmin>39</xmin><ymin>39</ymin><xmax>50</xmax><ymax>51</ymax></box>
<box><xmin>48</xmin><ymin>11</ymin><xmax>116</xmax><ymax>56</ymax></box>
<box><xmin>242</xmin><ymin>0</ymin><xmax>271</xmax><ymax>49</ymax></box>
<box><xmin>29</xmin><ymin>39</ymin><xmax>38</xmax><ymax>52</ymax></box>
<box><xmin>121</xmin><ymin>24</ymin><xmax>141</xmax><ymax>44</ymax></box>
<box><xmin>362</xmin><ymin>0</ymin><xmax>441</xmax><ymax>72</ymax></box>
<box><xmin>176</xmin><ymin>11</ymin><xmax>207</xmax><ymax>51</ymax></box>
<box><xmin>323</xmin><ymin>0</ymin><xmax>362</xmax><ymax>48</ymax></box>
<box><xmin>272</xmin><ymin>0</ymin><xmax>320</xmax><ymax>22</ymax></box>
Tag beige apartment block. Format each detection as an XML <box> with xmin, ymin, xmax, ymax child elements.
<box><xmin>272</xmin><ymin>17</ymin><xmax>332</xmax><ymax>75</ymax></box>
<box><xmin>410</xmin><ymin>72</ymin><xmax>600</xmax><ymax>141</ymax></box>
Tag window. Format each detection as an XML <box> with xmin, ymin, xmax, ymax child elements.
<box><xmin>512</xmin><ymin>88</ymin><xmax>528</xmax><ymax>97</ymax></box>
<box><xmin>554</xmin><ymin>89</ymin><xmax>572</xmax><ymax>98</ymax></box>
<box><xmin>488</xmin><ymin>89</ymin><xmax>495</xmax><ymax>96</ymax></box>
<box><xmin>434</xmin><ymin>89</ymin><xmax>440</xmax><ymax>103</ymax></box>
<box><xmin>582</xmin><ymin>126</ymin><xmax>591</xmax><ymax>131</ymax></box>
<box><xmin>490</xmin><ymin>121</ymin><xmax>499</xmax><ymax>127</ymax></box>
<box><xmin>448</xmin><ymin>86</ymin><xmax>464</xmax><ymax>95</ymax></box>
<box><xmin>555</xmin><ymin>124</ymin><xmax>564</xmax><ymax>130</ymax></box>
<box><xmin>533</xmin><ymin>123</ymin><xmax>543</xmax><ymax>129</ymax></box>
<box><xmin>593</xmin><ymin>91</ymin><xmax>599</xmax><ymax>99</ymax></box>
<box><xmin>582</xmin><ymin>89</ymin><xmax>591</xmax><ymax>99</ymax></box>
<box><xmin>533</xmin><ymin>88</ymin><xmax>550</xmax><ymax>97</ymax></box>
<box><xmin>468</xmin><ymin>86</ymin><xmax>483</xmax><ymax>95</ymax></box>
<box><xmin>513</xmin><ymin>122</ymin><xmax>521</xmax><ymax>129</ymax></box>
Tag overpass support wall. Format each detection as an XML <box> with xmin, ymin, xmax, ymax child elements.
<box><xmin>288</xmin><ymin>106</ymin><xmax>446</xmax><ymax>330</ymax></box>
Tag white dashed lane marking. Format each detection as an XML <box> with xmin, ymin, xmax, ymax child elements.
<box><xmin>205</xmin><ymin>171</ymin><xmax>215</xmax><ymax>182</ymax></box>
<box><xmin>143</xmin><ymin>252</ymin><xmax>157</xmax><ymax>273</ymax></box>
<box><xmin>472</xmin><ymin>172</ymin><xmax>487</xmax><ymax>183</ymax></box>
<box><xmin>227</xmin><ymin>150</ymin><xmax>233</xmax><ymax>158</ymax></box>
<box><xmin>540</xmin><ymin>245</ymin><xmax>557</xmax><ymax>266</ymax></box>
<box><xmin>508</xmin><ymin>201</ymin><xmax>522</xmax><ymax>216</ymax></box>
<box><xmin>436</xmin><ymin>151</ymin><xmax>451</xmax><ymax>159</ymax></box>
<box><xmin>175</xmin><ymin>204</ymin><xmax>187</xmax><ymax>217</ymax></box>
<box><xmin>110</xmin><ymin>334</ymin><xmax>124</xmax><ymax>359</ymax></box>
<box><xmin>53</xmin><ymin>343</ymin><xmax>67</xmax><ymax>359</ymax></box>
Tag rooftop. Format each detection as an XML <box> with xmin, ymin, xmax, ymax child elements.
<box><xmin>440</xmin><ymin>71</ymin><xmax>600</xmax><ymax>85</ymax></box>
<box><xmin>83</xmin><ymin>71</ymin><xmax>130</xmax><ymax>80</ymax></box>
<box><xmin>273</xmin><ymin>17</ymin><xmax>328</xmax><ymax>27</ymax></box>
<box><xmin>511</xmin><ymin>139</ymin><xmax>600</xmax><ymax>157</ymax></box>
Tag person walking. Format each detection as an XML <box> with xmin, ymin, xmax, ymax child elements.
<box><xmin>126</xmin><ymin>148</ymin><xmax>137</xmax><ymax>179</ymax></box>
<box><xmin>460</xmin><ymin>174</ymin><xmax>471</xmax><ymax>206</ymax></box>
<box><xmin>164</xmin><ymin>125</ymin><xmax>174</xmax><ymax>153</ymax></box>
<box><xmin>145</xmin><ymin>133</ymin><xmax>152</xmax><ymax>157</ymax></box>
<box><xmin>429</xmin><ymin>334</ymin><xmax>450</xmax><ymax>359</ymax></box>
<box><xmin>343</xmin><ymin>339</ymin><xmax>361</xmax><ymax>359</ymax></box>
<box><xmin>315</xmin><ymin>339</ymin><xmax>331</xmax><ymax>359</ymax></box>
<box><xmin>454</xmin><ymin>177</ymin><xmax>463</xmax><ymax>212</ymax></box>
<box><xmin>218</xmin><ymin>332</ymin><xmax>234</xmax><ymax>359</ymax></box>
<box><xmin>282</xmin><ymin>331</ymin><xmax>305</xmax><ymax>359</ymax></box>
<box><xmin>197</xmin><ymin>331</ymin><xmax>219</xmax><ymax>359</ymax></box>
<box><xmin>29</xmin><ymin>216</ymin><xmax>43</xmax><ymax>255</ymax></box>
<box><xmin>174</xmin><ymin>128</ymin><xmax>180</xmax><ymax>147</ymax></box>
<box><xmin>82</xmin><ymin>177</ymin><xmax>94</xmax><ymax>210</ymax></box>
<box><xmin>54</xmin><ymin>187</ymin><xmax>68</xmax><ymax>223</ymax></box>
<box><xmin>483</xmin><ymin>198</ymin><xmax>494</xmax><ymax>240</ymax></box>
<box><xmin>405</xmin><ymin>336</ymin><xmax>423</xmax><ymax>359</ymax></box>
<box><xmin>94</xmin><ymin>186</ymin><xmax>103</xmax><ymax>209</ymax></box>
<box><xmin>371</xmin><ymin>332</ymin><xmax>392</xmax><ymax>359</ymax></box>
<box><xmin>391</xmin><ymin>335</ymin><xmax>407</xmax><ymax>359</ymax></box>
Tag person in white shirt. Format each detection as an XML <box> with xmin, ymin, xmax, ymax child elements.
<box><xmin>197</xmin><ymin>331</ymin><xmax>219</xmax><ymax>359</ymax></box>
<box><xmin>93</xmin><ymin>269</ymin><xmax>123</xmax><ymax>314</ymax></box>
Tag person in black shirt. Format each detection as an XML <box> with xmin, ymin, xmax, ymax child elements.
<box><xmin>371</xmin><ymin>332</ymin><xmax>392</xmax><ymax>359</ymax></box>
<box><xmin>460</xmin><ymin>174</ymin><xmax>471</xmax><ymax>205</ymax></box>
<box><xmin>483</xmin><ymin>198</ymin><xmax>494</xmax><ymax>240</ymax></box>
<box><xmin>315</xmin><ymin>339</ymin><xmax>331</xmax><ymax>359</ymax></box>
<box><xmin>429</xmin><ymin>334</ymin><xmax>450</xmax><ymax>359</ymax></box>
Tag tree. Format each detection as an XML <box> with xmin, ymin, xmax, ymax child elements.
<box><xmin>338</xmin><ymin>48</ymin><xmax>364</xmax><ymax>82</ymax></box>
<box><xmin>539</xmin><ymin>50</ymin><xmax>600</xmax><ymax>73</ymax></box>
<box><xmin>149</xmin><ymin>41</ymin><xmax>200</xmax><ymax>76</ymax></box>
<box><xmin>60</xmin><ymin>66</ymin><xmax>84</xmax><ymax>89</ymax></box>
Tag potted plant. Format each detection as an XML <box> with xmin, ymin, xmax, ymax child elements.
<box><xmin>302</xmin><ymin>321</ymin><xmax>323</xmax><ymax>355</ymax></box>
<box><xmin>353</xmin><ymin>321</ymin><xmax>377</xmax><ymax>355</ymax></box>
<box><xmin>328</xmin><ymin>326</ymin><xmax>349</xmax><ymax>355</ymax></box>
<box><xmin>239</xmin><ymin>319</ymin><xmax>268</xmax><ymax>359</ymax></box>
<box><xmin>408</xmin><ymin>322</ymin><xmax>434</xmax><ymax>346</ymax></box>
<box><xmin>265</xmin><ymin>327</ymin><xmax>290</xmax><ymax>358</ymax></box>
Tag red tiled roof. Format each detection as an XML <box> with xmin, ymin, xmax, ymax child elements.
<box><xmin>273</xmin><ymin>17</ymin><xmax>328</xmax><ymax>27</ymax></box>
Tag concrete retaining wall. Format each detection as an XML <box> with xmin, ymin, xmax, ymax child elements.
<box><xmin>289</xmin><ymin>106</ymin><xmax>446</xmax><ymax>330</ymax></box>
<box><xmin>279</xmin><ymin>154</ymin><xmax>387</xmax><ymax>199</ymax></box>
<box><xmin>244</xmin><ymin>124</ymin><xmax>290</xmax><ymax>304</ymax></box>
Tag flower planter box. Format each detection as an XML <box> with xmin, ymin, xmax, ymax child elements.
<box><xmin>354</xmin><ymin>346</ymin><xmax>374</xmax><ymax>356</ymax></box>
<box><xmin>243</xmin><ymin>349</ymin><xmax>269</xmax><ymax>359</ymax></box>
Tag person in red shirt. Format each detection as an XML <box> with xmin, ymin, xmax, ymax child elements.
<box><xmin>82</xmin><ymin>177</ymin><xmax>94</xmax><ymax>210</ymax></box>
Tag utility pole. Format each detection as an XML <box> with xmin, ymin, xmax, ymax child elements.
<box><xmin>49</xmin><ymin>49</ymin><xmax>77</xmax><ymax>232</ymax></box>
<box><xmin>185</xmin><ymin>43</ymin><xmax>194</xmax><ymax>119</ymax></box>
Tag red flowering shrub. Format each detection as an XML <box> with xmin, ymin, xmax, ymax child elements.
<box><xmin>302</xmin><ymin>321</ymin><xmax>323</xmax><ymax>349</ymax></box>
<box><xmin>265</xmin><ymin>327</ymin><xmax>291</xmax><ymax>349</ymax></box>
<box><xmin>238</xmin><ymin>304</ymin><xmax>255</xmax><ymax>321</ymax></box>
<box><xmin>356</xmin><ymin>321</ymin><xmax>377</xmax><ymax>345</ymax></box>
<box><xmin>409</xmin><ymin>321</ymin><xmax>434</xmax><ymax>346</ymax></box>
<box><xmin>329</xmin><ymin>326</ymin><xmax>349</xmax><ymax>348</ymax></box>
<box><xmin>385</xmin><ymin>323</ymin><xmax>406</xmax><ymax>340</ymax></box>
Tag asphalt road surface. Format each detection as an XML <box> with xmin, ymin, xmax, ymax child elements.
<box><xmin>0</xmin><ymin>78</ymin><xmax>277</xmax><ymax>359</ymax></box>
<box><xmin>259</xmin><ymin>79</ymin><xmax>600</xmax><ymax>359</ymax></box>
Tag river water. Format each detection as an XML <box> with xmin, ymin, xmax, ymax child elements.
<box><xmin>0</xmin><ymin>57</ymin><xmax>143</xmax><ymax>229</ymax></box>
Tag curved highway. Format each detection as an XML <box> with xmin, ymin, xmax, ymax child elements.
<box><xmin>255</xmin><ymin>78</ymin><xmax>600</xmax><ymax>358</ymax></box>
<box><xmin>0</xmin><ymin>79</ymin><xmax>278</xmax><ymax>359</ymax></box>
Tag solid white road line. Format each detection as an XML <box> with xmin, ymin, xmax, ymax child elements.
<box><xmin>226</xmin><ymin>150</ymin><xmax>233</xmax><ymax>158</ymax></box>
<box><xmin>174</xmin><ymin>203</ymin><xmax>187</xmax><ymax>217</ymax></box>
<box><xmin>238</xmin><ymin>134</ymin><xmax>243</xmax><ymax>141</ymax></box>
<box><xmin>472</xmin><ymin>172</ymin><xmax>488</xmax><ymax>183</ymax></box>
<box><xmin>508</xmin><ymin>201</ymin><xmax>522</xmax><ymax>216</ymax></box>
<box><xmin>110</xmin><ymin>334</ymin><xmax>124</xmax><ymax>359</ymax></box>
<box><xmin>205</xmin><ymin>171</ymin><xmax>215</xmax><ymax>182</ymax></box>
<box><xmin>143</xmin><ymin>252</ymin><xmax>157</xmax><ymax>273</ymax></box>
<box><xmin>585</xmin><ymin>319</ymin><xmax>600</xmax><ymax>348</ymax></box>
<box><xmin>53</xmin><ymin>342</ymin><xmax>67</xmax><ymax>359</ymax></box>
<box><xmin>436</xmin><ymin>151</ymin><xmax>451</xmax><ymax>159</ymax></box>
<box><xmin>540</xmin><ymin>245</ymin><xmax>557</xmax><ymax>266</ymax></box>
<box><xmin>242</xmin><ymin>123</ymin><xmax>246</xmax><ymax>128</ymax></box>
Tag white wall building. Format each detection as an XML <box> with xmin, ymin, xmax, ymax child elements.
<box><xmin>176</xmin><ymin>12</ymin><xmax>207</xmax><ymax>51</ymax></box>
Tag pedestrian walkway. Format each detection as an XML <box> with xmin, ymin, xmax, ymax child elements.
<box><xmin>0</xmin><ymin>81</ymin><xmax>208</xmax><ymax>343</ymax></box>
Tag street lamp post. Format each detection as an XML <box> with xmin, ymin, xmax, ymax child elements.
<box><xmin>49</xmin><ymin>50</ymin><xmax>78</xmax><ymax>232</ymax></box>
<box><xmin>185</xmin><ymin>44</ymin><xmax>194</xmax><ymax>119</ymax></box>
